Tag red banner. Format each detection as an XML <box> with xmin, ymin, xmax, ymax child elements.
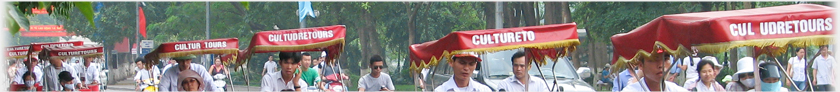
<box><xmin>409</xmin><ymin>23</ymin><xmax>579</xmax><ymax>71</ymax></box>
<box><xmin>237</xmin><ymin>25</ymin><xmax>346</xmax><ymax>68</ymax></box>
<box><xmin>29</xmin><ymin>41</ymin><xmax>85</xmax><ymax>53</ymax></box>
<box><xmin>611</xmin><ymin>4</ymin><xmax>834</xmax><ymax>66</ymax></box>
<box><xmin>3</xmin><ymin>25</ymin><xmax>66</xmax><ymax>31</ymax></box>
<box><xmin>41</xmin><ymin>45</ymin><xmax>104</xmax><ymax>58</ymax></box>
<box><xmin>143</xmin><ymin>38</ymin><xmax>239</xmax><ymax>65</ymax></box>
<box><xmin>6</xmin><ymin>45</ymin><xmax>31</xmax><ymax>58</ymax></box>
<box><xmin>151</xmin><ymin>38</ymin><xmax>238</xmax><ymax>56</ymax></box>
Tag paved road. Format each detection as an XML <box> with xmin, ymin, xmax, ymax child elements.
<box><xmin>104</xmin><ymin>78</ymin><xmax>260</xmax><ymax>91</ymax></box>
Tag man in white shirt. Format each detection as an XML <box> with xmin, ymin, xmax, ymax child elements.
<box><xmin>161</xmin><ymin>60</ymin><xmax>176</xmax><ymax>74</ymax></box>
<box><xmin>159</xmin><ymin>55</ymin><xmax>215</xmax><ymax>91</ymax></box>
<box><xmin>79</xmin><ymin>56</ymin><xmax>101</xmax><ymax>89</ymax></box>
<box><xmin>812</xmin><ymin>46</ymin><xmax>835</xmax><ymax>91</ymax></box>
<box><xmin>42</xmin><ymin>57</ymin><xmax>83</xmax><ymax>91</ymax></box>
<box><xmin>622</xmin><ymin>50</ymin><xmax>689</xmax><ymax>92</ymax></box>
<box><xmin>433</xmin><ymin>52</ymin><xmax>493</xmax><ymax>92</ymax></box>
<box><xmin>683</xmin><ymin>47</ymin><xmax>702</xmax><ymax>86</ymax></box>
<box><xmin>496</xmin><ymin>51</ymin><xmax>549</xmax><ymax>91</ymax></box>
<box><xmin>134</xmin><ymin>59</ymin><xmax>152</xmax><ymax>91</ymax></box>
<box><xmin>261</xmin><ymin>52</ymin><xmax>307</xmax><ymax>91</ymax></box>
<box><xmin>263</xmin><ymin>56</ymin><xmax>278</xmax><ymax>76</ymax></box>
<box><xmin>14</xmin><ymin>58</ymin><xmax>44</xmax><ymax>85</ymax></box>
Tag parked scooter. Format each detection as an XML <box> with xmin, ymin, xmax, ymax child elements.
<box><xmin>212</xmin><ymin>74</ymin><xmax>227</xmax><ymax>92</ymax></box>
<box><xmin>322</xmin><ymin>74</ymin><xmax>348</xmax><ymax>92</ymax></box>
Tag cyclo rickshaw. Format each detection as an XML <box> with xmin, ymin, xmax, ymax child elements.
<box><xmin>37</xmin><ymin>44</ymin><xmax>104</xmax><ymax>91</ymax></box>
<box><xmin>8</xmin><ymin>41</ymin><xmax>85</xmax><ymax>91</ymax></box>
<box><xmin>236</xmin><ymin>25</ymin><xmax>347</xmax><ymax>92</ymax></box>
<box><xmin>409</xmin><ymin>23</ymin><xmax>595</xmax><ymax>91</ymax></box>
<box><xmin>610</xmin><ymin>4</ymin><xmax>833</xmax><ymax>91</ymax></box>
<box><xmin>143</xmin><ymin>38</ymin><xmax>240</xmax><ymax>92</ymax></box>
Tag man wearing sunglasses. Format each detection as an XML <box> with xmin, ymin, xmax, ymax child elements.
<box><xmin>357</xmin><ymin>55</ymin><xmax>395</xmax><ymax>92</ymax></box>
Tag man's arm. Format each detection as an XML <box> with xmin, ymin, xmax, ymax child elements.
<box><xmin>158</xmin><ymin>72</ymin><xmax>170</xmax><ymax>91</ymax></box>
<box><xmin>386</xmin><ymin>76</ymin><xmax>395</xmax><ymax>91</ymax></box>
<box><xmin>262</xmin><ymin>63</ymin><xmax>268</xmax><ymax>76</ymax></box>
<box><xmin>358</xmin><ymin>77</ymin><xmax>366</xmax><ymax>92</ymax></box>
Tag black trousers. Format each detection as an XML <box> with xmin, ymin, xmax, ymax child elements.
<box><xmin>816</xmin><ymin>84</ymin><xmax>834</xmax><ymax>91</ymax></box>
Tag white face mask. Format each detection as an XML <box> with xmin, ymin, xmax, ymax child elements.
<box><xmin>64</xmin><ymin>84</ymin><xmax>75</xmax><ymax>90</ymax></box>
<box><xmin>741</xmin><ymin>79</ymin><xmax>755</xmax><ymax>88</ymax></box>
<box><xmin>25</xmin><ymin>81</ymin><xmax>35</xmax><ymax>86</ymax></box>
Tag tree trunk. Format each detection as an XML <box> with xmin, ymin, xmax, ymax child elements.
<box><xmin>523</xmin><ymin>2</ymin><xmax>537</xmax><ymax>26</ymax></box>
<box><xmin>743</xmin><ymin>2</ymin><xmax>753</xmax><ymax>9</ymax></box>
<box><xmin>560</xmin><ymin>2</ymin><xmax>572</xmax><ymax>23</ymax></box>
<box><xmin>484</xmin><ymin>2</ymin><xmax>496</xmax><ymax>29</ymax></box>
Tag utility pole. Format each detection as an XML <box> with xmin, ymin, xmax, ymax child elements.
<box><xmin>205</xmin><ymin>1</ymin><xmax>210</xmax><ymax>66</ymax></box>
<box><xmin>136</xmin><ymin>2</ymin><xmax>140</xmax><ymax>60</ymax></box>
<box><xmin>495</xmin><ymin>2</ymin><xmax>503</xmax><ymax>29</ymax></box>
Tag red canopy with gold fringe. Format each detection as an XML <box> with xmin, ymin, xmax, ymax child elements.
<box><xmin>6</xmin><ymin>45</ymin><xmax>31</xmax><ymax>59</ymax></box>
<box><xmin>236</xmin><ymin>25</ymin><xmax>346</xmax><ymax>68</ymax></box>
<box><xmin>144</xmin><ymin>38</ymin><xmax>239</xmax><ymax>65</ymax></box>
<box><xmin>610</xmin><ymin>4</ymin><xmax>834</xmax><ymax>70</ymax></box>
<box><xmin>409</xmin><ymin>23</ymin><xmax>580</xmax><ymax>73</ymax></box>
<box><xmin>38</xmin><ymin>45</ymin><xmax>104</xmax><ymax>60</ymax></box>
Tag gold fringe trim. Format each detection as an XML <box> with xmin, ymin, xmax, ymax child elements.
<box><xmin>610</xmin><ymin>41</ymin><xmax>692</xmax><ymax>74</ymax></box>
<box><xmin>696</xmin><ymin>35</ymin><xmax>832</xmax><ymax>55</ymax></box>
<box><xmin>253</xmin><ymin>38</ymin><xmax>345</xmax><ymax>52</ymax></box>
<box><xmin>410</xmin><ymin>39</ymin><xmax>580</xmax><ymax>73</ymax></box>
<box><xmin>7</xmin><ymin>56</ymin><xmax>27</xmax><ymax>59</ymax></box>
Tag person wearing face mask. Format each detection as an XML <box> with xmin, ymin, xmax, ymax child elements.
<box><xmin>17</xmin><ymin>71</ymin><xmax>37</xmax><ymax>91</ymax></box>
<box><xmin>726</xmin><ymin>57</ymin><xmax>756</xmax><ymax>91</ymax></box>
<box><xmin>748</xmin><ymin>61</ymin><xmax>789</xmax><ymax>92</ymax></box>
<box><xmin>58</xmin><ymin>71</ymin><xmax>76</xmax><ymax>91</ymax></box>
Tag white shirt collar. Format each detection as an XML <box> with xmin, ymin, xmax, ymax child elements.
<box><xmin>696</xmin><ymin>81</ymin><xmax>715</xmax><ymax>91</ymax></box>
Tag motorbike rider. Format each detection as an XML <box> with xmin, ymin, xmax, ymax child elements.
<box><xmin>748</xmin><ymin>61</ymin><xmax>789</xmax><ymax>92</ymax></box>
<box><xmin>208</xmin><ymin>57</ymin><xmax>230</xmax><ymax>91</ymax></box>
<box><xmin>134</xmin><ymin>58</ymin><xmax>153</xmax><ymax>91</ymax></box>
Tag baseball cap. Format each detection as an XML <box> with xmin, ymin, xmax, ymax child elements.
<box><xmin>452</xmin><ymin>52</ymin><xmax>482</xmax><ymax>62</ymax></box>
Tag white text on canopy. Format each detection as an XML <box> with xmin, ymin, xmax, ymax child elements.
<box><xmin>472</xmin><ymin>31</ymin><xmax>536</xmax><ymax>45</ymax></box>
<box><xmin>204</xmin><ymin>41</ymin><xmax>228</xmax><ymax>49</ymax></box>
<box><xmin>57</xmin><ymin>49</ymin><xmax>99</xmax><ymax>56</ymax></box>
<box><xmin>42</xmin><ymin>43</ymin><xmax>74</xmax><ymax>48</ymax></box>
<box><xmin>267</xmin><ymin>30</ymin><xmax>335</xmax><ymax>42</ymax></box>
<box><xmin>729</xmin><ymin>18</ymin><xmax>833</xmax><ymax>36</ymax></box>
<box><xmin>174</xmin><ymin>43</ymin><xmax>201</xmax><ymax>51</ymax></box>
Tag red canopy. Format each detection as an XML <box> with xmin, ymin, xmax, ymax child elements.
<box><xmin>6</xmin><ymin>45</ymin><xmax>30</xmax><ymax>59</ymax></box>
<box><xmin>236</xmin><ymin>25</ymin><xmax>346</xmax><ymax>68</ymax></box>
<box><xmin>144</xmin><ymin>38</ymin><xmax>239</xmax><ymax>64</ymax></box>
<box><xmin>409</xmin><ymin>23</ymin><xmax>580</xmax><ymax>72</ymax></box>
<box><xmin>37</xmin><ymin>45</ymin><xmax>104</xmax><ymax>59</ymax></box>
<box><xmin>611</xmin><ymin>4</ymin><xmax>834</xmax><ymax>68</ymax></box>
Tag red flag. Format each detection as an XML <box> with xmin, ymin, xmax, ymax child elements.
<box><xmin>139</xmin><ymin>7</ymin><xmax>147</xmax><ymax>38</ymax></box>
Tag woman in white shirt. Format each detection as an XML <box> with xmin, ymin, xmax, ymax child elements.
<box><xmin>785</xmin><ymin>48</ymin><xmax>806</xmax><ymax>91</ymax></box>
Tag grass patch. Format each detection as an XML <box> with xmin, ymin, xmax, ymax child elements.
<box><xmin>395</xmin><ymin>84</ymin><xmax>417</xmax><ymax>91</ymax></box>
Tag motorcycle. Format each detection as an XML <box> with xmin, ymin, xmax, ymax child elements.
<box><xmin>212</xmin><ymin>74</ymin><xmax>227</xmax><ymax>92</ymax></box>
<box><xmin>322</xmin><ymin>74</ymin><xmax>348</xmax><ymax>92</ymax></box>
<box><xmin>138</xmin><ymin>78</ymin><xmax>159</xmax><ymax>92</ymax></box>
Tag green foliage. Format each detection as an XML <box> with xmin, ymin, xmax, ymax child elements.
<box><xmin>6</xmin><ymin>2</ymin><xmax>96</xmax><ymax>34</ymax></box>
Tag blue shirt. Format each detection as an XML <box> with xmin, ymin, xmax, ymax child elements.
<box><xmin>612</xmin><ymin>69</ymin><xmax>632</xmax><ymax>92</ymax></box>
<box><xmin>669</xmin><ymin>56</ymin><xmax>682</xmax><ymax>74</ymax></box>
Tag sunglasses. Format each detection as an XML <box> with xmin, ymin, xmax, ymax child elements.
<box><xmin>371</xmin><ymin>66</ymin><xmax>384</xmax><ymax>69</ymax></box>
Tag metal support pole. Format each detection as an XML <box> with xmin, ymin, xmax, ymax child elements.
<box><xmin>495</xmin><ymin>2</ymin><xmax>503</xmax><ymax>29</ymax></box>
<box><xmin>136</xmin><ymin>2</ymin><xmax>140</xmax><ymax>63</ymax></box>
<box><xmin>773</xmin><ymin>58</ymin><xmax>802</xmax><ymax>91</ymax></box>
